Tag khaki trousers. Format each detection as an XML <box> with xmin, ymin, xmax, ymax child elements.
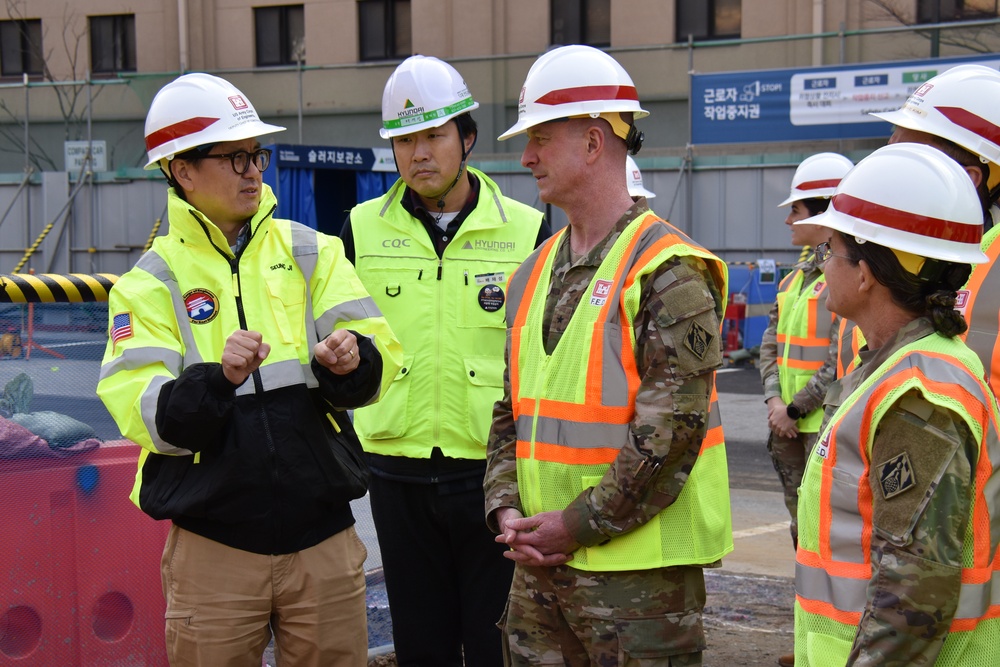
<box><xmin>161</xmin><ymin>524</ymin><xmax>368</xmax><ymax>666</ymax></box>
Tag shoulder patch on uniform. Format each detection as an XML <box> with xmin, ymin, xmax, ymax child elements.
<box><xmin>684</xmin><ymin>321</ymin><xmax>714</xmax><ymax>360</ymax></box>
<box><xmin>876</xmin><ymin>451</ymin><xmax>916</xmax><ymax>500</ymax></box>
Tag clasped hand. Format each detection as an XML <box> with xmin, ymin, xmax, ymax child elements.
<box><xmin>494</xmin><ymin>508</ymin><xmax>579</xmax><ymax>567</ymax></box>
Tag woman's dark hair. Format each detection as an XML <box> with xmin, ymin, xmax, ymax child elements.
<box><xmin>802</xmin><ymin>197</ymin><xmax>831</xmax><ymax>217</ymax></box>
<box><xmin>838</xmin><ymin>231</ymin><xmax>972</xmax><ymax>338</ymax></box>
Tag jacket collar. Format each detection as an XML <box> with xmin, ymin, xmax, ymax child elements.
<box><xmin>166</xmin><ymin>184</ymin><xmax>278</xmax><ymax>257</ymax></box>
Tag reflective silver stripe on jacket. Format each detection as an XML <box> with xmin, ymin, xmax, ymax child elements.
<box><xmin>775</xmin><ymin>342</ymin><xmax>829</xmax><ymax>364</ymax></box>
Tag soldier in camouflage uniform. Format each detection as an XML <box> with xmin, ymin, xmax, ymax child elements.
<box><xmin>486</xmin><ymin>45</ymin><xmax>733</xmax><ymax>666</ymax></box>
<box><xmin>793</xmin><ymin>144</ymin><xmax>1000</xmax><ymax>666</ymax></box>
<box><xmin>759</xmin><ymin>153</ymin><xmax>851</xmax><ymax>554</ymax></box>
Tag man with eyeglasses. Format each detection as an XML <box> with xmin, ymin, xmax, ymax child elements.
<box><xmin>97</xmin><ymin>72</ymin><xmax>402</xmax><ymax>666</ymax></box>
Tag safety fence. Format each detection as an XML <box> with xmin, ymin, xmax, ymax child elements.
<box><xmin>0</xmin><ymin>276</ymin><xmax>392</xmax><ymax>665</ymax></box>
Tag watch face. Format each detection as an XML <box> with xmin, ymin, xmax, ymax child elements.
<box><xmin>787</xmin><ymin>404</ymin><xmax>800</xmax><ymax>420</ymax></box>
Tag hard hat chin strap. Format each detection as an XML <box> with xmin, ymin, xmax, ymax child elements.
<box><xmin>433</xmin><ymin>126</ymin><xmax>478</xmax><ymax>216</ymax></box>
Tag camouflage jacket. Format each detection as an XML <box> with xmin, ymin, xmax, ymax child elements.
<box><xmin>821</xmin><ymin>317</ymin><xmax>979</xmax><ymax>666</ymax></box>
<box><xmin>758</xmin><ymin>254</ymin><xmax>840</xmax><ymax>413</ymax></box>
<box><xmin>484</xmin><ymin>199</ymin><xmax>726</xmax><ymax>549</ymax></box>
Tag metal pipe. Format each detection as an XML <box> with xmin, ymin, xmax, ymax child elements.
<box><xmin>178</xmin><ymin>0</ymin><xmax>189</xmax><ymax>73</ymax></box>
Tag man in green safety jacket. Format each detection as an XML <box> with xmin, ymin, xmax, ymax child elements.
<box><xmin>97</xmin><ymin>73</ymin><xmax>402</xmax><ymax>666</ymax></box>
<box><xmin>485</xmin><ymin>45</ymin><xmax>732</xmax><ymax>665</ymax></box>
<box><xmin>340</xmin><ymin>55</ymin><xmax>548</xmax><ymax>667</ymax></box>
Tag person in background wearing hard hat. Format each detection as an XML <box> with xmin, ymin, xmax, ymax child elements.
<box><xmin>340</xmin><ymin>55</ymin><xmax>548</xmax><ymax>667</ymax></box>
<box><xmin>868</xmin><ymin>64</ymin><xmax>1000</xmax><ymax>391</ymax></box>
<box><xmin>485</xmin><ymin>45</ymin><xmax>733</xmax><ymax>665</ymax></box>
<box><xmin>793</xmin><ymin>143</ymin><xmax>1000</xmax><ymax>666</ymax></box>
<box><xmin>759</xmin><ymin>152</ymin><xmax>852</xmax><ymax>667</ymax></box>
<box><xmin>626</xmin><ymin>154</ymin><xmax>656</xmax><ymax>199</ymax></box>
<box><xmin>97</xmin><ymin>73</ymin><xmax>402</xmax><ymax>666</ymax></box>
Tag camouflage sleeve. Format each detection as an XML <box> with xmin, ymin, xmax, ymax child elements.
<box><xmin>791</xmin><ymin>314</ymin><xmax>841</xmax><ymax>414</ymax></box>
<box><xmin>759</xmin><ymin>298</ymin><xmax>781</xmax><ymax>401</ymax></box>
<box><xmin>847</xmin><ymin>391</ymin><xmax>975</xmax><ymax>667</ymax></box>
<box><xmin>484</xmin><ymin>330</ymin><xmax>520</xmax><ymax>532</ymax></box>
<box><xmin>562</xmin><ymin>255</ymin><xmax>723</xmax><ymax>546</ymax></box>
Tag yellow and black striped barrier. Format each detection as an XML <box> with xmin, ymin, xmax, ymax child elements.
<box><xmin>0</xmin><ymin>273</ymin><xmax>118</xmax><ymax>303</ymax></box>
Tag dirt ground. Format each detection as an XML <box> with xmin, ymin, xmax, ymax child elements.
<box><xmin>366</xmin><ymin>570</ymin><xmax>795</xmax><ymax>667</ymax></box>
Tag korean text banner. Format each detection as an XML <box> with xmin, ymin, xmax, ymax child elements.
<box><xmin>691</xmin><ymin>53</ymin><xmax>1000</xmax><ymax>145</ymax></box>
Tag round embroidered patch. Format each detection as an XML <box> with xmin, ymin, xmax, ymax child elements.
<box><xmin>184</xmin><ymin>289</ymin><xmax>219</xmax><ymax>324</ymax></box>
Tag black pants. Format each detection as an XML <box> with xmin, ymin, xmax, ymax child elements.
<box><xmin>369</xmin><ymin>470</ymin><xmax>514</xmax><ymax>667</ymax></box>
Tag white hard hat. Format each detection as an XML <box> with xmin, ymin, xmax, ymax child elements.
<box><xmin>870</xmin><ymin>64</ymin><xmax>1000</xmax><ymax>166</ymax></box>
<box><xmin>800</xmin><ymin>143</ymin><xmax>988</xmax><ymax>264</ymax></box>
<box><xmin>380</xmin><ymin>55</ymin><xmax>479</xmax><ymax>139</ymax></box>
<box><xmin>626</xmin><ymin>155</ymin><xmax>655</xmax><ymax>198</ymax></box>
<box><xmin>778</xmin><ymin>152</ymin><xmax>854</xmax><ymax>207</ymax></box>
<box><xmin>498</xmin><ymin>45</ymin><xmax>649</xmax><ymax>141</ymax></box>
<box><xmin>144</xmin><ymin>73</ymin><xmax>285</xmax><ymax>169</ymax></box>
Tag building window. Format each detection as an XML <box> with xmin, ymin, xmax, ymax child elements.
<box><xmin>89</xmin><ymin>14</ymin><xmax>136</xmax><ymax>74</ymax></box>
<box><xmin>358</xmin><ymin>0</ymin><xmax>411</xmax><ymax>61</ymax></box>
<box><xmin>551</xmin><ymin>0</ymin><xmax>610</xmax><ymax>46</ymax></box>
<box><xmin>255</xmin><ymin>5</ymin><xmax>305</xmax><ymax>66</ymax></box>
<box><xmin>917</xmin><ymin>0</ymin><xmax>999</xmax><ymax>22</ymax></box>
<box><xmin>0</xmin><ymin>18</ymin><xmax>43</xmax><ymax>77</ymax></box>
<box><xmin>676</xmin><ymin>0</ymin><xmax>741</xmax><ymax>41</ymax></box>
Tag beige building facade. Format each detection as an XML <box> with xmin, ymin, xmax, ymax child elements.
<box><xmin>0</xmin><ymin>0</ymin><xmax>997</xmax><ymax>173</ymax></box>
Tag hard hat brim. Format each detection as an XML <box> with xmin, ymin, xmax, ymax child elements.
<box><xmin>144</xmin><ymin>120</ymin><xmax>286</xmax><ymax>170</ymax></box>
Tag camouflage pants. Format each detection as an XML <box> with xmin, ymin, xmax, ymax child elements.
<box><xmin>500</xmin><ymin>563</ymin><xmax>706</xmax><ymax>666</ymax></box>
<box><xmin>767</xmin><ymin>429</ymin><xmax>818</xmax><ymax>547</ymax></box>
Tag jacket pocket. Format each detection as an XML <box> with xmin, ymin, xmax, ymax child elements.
<box><xmin>465</xmin><ymin>355</ymin><xmax>505</xmax><ymax>447</ymax></box>
<box><xmin>355</xmin><ymin>353</ymin><xmax>413</xmax><ymax>440</ymax></box>
<box><xmin>616</xmin><ymin>609</ymin><xmax>706</xmax><ymax>661</ymax></box>
<box><xmin>266</xmin><ymin>276</ymin><xmax>305</xmax><ymax>346</ymax></box>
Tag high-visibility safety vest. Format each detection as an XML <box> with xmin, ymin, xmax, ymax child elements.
<box><xmin>959</xmin><ymin>207</ymin><xmax>1000</xmax><ymax>392</ymax></box>
<box><xmin>349</xmin><ymin>168</ymin><xmax>544</xmax><ymax>459</ymax></box>
<box><xmin>834</xmin><ymin>318</ymin><xmax>862</xmax><ymax>380</ymax></box>
<box><xmin>795</xmin><ymin>333</ymin><xmax>1000</xmax><ymax>666</ymax></box>
<box><xmin>775</xmin><ymin>268</ymin><xmax>836</xmax><ymax>432</ymax></box>
<box><xmin>505</xmin><ymin>212</ymin><xmax>733</xmax><ymax>572</ymax></box>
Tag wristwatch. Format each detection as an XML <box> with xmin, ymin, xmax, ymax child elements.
<box><xmin>786</xmin><ymin>403</ymin><xmax>802</xmax><ymax>420</ymax></box>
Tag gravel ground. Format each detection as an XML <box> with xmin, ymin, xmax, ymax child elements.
<box><xmin>365</xmin><ymin>570</ymin><xmax>796</xmax><ymax>667</ymax></box>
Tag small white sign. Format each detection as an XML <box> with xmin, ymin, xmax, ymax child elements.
<box><xmin>757</xmin><ymin>259</ymin><xmax>776</xmax><ymax>285</ymax></box>
<box><xmin>64</xmin><ymin>140</ymin><xmax>107</xmax><ymax>172</ymax></box>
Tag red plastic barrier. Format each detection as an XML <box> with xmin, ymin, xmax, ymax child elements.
<box><xmin>0</xmin><ymin>440</ymin><xmax>169</xmax><ymax>666</ymax></box>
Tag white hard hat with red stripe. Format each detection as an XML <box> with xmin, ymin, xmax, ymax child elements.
<box><xmin>800</xmin><ymin>143</ymin><xmax>988</xmax><ymax>264</ymax></box>
<box><xmin>380</xmin><ymin>55</ymin><xmax>479</xmax><ymax>139</ymax></box>
<box><xmin>870</xmin><ymin>64</ymin><xmax>1000</xmax><ymax>167</ymax></box>
<box><xmin>498</xmin><ymin>45</ymin><xmax>649</xmax><ymax>141</ymax></box>
<box><xmin>778</xmin><ymin>152</ymin><xmax>854</xmax><ymax>207</ymax></box>
<box><xmin>626</xmin><ymin>155</ymin><xmax>655</xmax><ymax>198</ymax></box>
<box><xmin>143</xmin><ymin>72</ymin><xmax>285</xmax><ymax>169</ymax></box>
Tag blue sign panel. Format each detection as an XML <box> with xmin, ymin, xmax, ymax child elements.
<box><xmin>691</xmin><ymin>53</ymin><xmax>1000</xmax><ymax>145</ymax></box>
<box><xmin>272</xmin><ymin>144</ymin><xmax>376</xmax><ymax>170</ymax></box>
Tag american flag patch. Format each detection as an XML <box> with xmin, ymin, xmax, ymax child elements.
<box><xmin>111</xmin><ymin>312</ymin><xmax>133</xmax><ymax>348</ymax></box>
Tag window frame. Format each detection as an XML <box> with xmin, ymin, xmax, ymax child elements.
<box><xmin>89</xmin><ymin>14</ymin><xmax>136</xmax><ymax>75</ymax></box>
<box><xmin>254</xmin><ymin>4</ymin><xmax>305</xmax><ymax>67</ymax></box>
<box><xmin>675</xmin><ymin>0</ymin><xmax>742</xmax><ymax>42</ymax></box>
<box><xmin>0</xmin><ymin>18</ymin><xmax>43</xmax><ymax>78</ymax></box>
<box><xmin>358</xmin><ymin>0</ymin><xmax>412</xmax><ymax>62</ymax></box>
<box><xmin>917</xmin><ymin>0</ymin><xmax>999</xmax><ymax>23</ymax></box>
<box><xmin>550</xmin><ymin>0</ymin><xmax>611</xmax><ymax>47</ymax></box>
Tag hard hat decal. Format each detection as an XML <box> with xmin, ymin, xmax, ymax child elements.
<box><xmin>145</xmin><ymin>116</ymin><xmax>220</xmax><ymax>151</ymax></box>
<box><xmin>536</xmin><ymin>85</ymin><xmax>639</xmax><ymax>106</ymax></box>
<box><xmin>936</xmin><ymin>106</ymin><xmax>1000</xmax><ymax>145</ymax></box>
<box><xmin>796</xmin><ymin>178</ymin><xmax>842</xmax><ymax>192</ymax></box>
<box><xmin>831</xmin><ymin>193</ymin><xmax>981</xmax><ymax>244</ymax></box>
<box><xmin>228</xmin><ymin>95</ymin><xmax>248</xmax><ymax>110</ymax></box>
<box><xmin>382</xmin><ymin>96</ymin><xmax>476</xmax><ymax>132</ymax></box>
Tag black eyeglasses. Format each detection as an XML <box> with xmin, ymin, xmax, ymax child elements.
<box><xmin>813</xmin><ymin>241</ymin><xmax>852</xmax><ymax>263</ymax></box>
<box><xmin>202</xmin><ymin>148</ymin><xmax>272</xmax><ymax>175</ymax></box>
